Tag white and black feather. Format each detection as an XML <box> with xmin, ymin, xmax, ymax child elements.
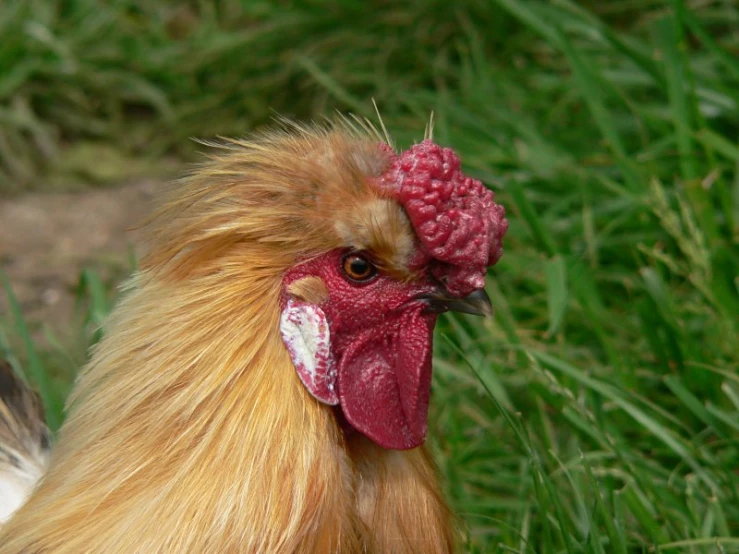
<box><xmin>0</xmin><ymin>360</ymin><xmax>50</xmax><ymax>524</ymax></box>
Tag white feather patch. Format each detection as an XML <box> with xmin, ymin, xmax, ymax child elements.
<box><xmin>0</xmin><ymin>451</ymin><xmax>48</xmax><ymax>524</ymax></box>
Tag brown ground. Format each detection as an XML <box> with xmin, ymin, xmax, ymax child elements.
<box><xmin>0</xmin><ymin>181</ymin><xmax>159</xmax><ymax>341</ymax></box>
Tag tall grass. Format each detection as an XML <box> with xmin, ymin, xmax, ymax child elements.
<box><xmin>424</xmin><ymin>1</ymin><xmax>739</xmax><ymax>551</ymax></box>
<box><xmin>1</xmin><ymin>0</ymin><xmax>738</xmax><ymax>552</ymax></box>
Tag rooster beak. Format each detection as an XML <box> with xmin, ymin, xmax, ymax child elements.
<box><xmin>420</xmin><ymin>288</ymin><xmax>493</xmax><ymax>317</ymax></box>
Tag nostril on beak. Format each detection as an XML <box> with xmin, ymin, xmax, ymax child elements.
<box><xmin>420</xmin><ymin>288</ymin><xmax>493</xmax><ymax>317</ymax></box>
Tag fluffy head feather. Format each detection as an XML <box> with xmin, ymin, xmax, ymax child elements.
<box><xmin>143</xmin><ymin>123</ymin><xmax>418</xmax><ymax>283</ymax></box>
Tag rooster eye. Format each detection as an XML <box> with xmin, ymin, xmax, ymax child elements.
<box><xmin>341</xmin><ymin>253</ymin><xmax>377</xmax><ymax>283</ymax></box>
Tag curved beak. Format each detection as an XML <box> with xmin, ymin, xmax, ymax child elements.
<box><xmin>420</xmin><ymin>288</ymin><xmax>493</xmax><ymax>317</ymax></box>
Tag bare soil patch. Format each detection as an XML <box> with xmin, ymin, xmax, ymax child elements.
<box><xmin>0</xmin><ymin>182</ymin><xmax>159</xmax><ymax>338</ymax></box>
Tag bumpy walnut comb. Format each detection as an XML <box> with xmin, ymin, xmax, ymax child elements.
<box><xmin>375</xmin><ymin>140</ymin><xmax>508</xmax><ymax>296</ymax></box>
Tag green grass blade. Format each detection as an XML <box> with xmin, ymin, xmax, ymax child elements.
<box><xmin>663</xmin><ymin>375</ymin><xmax>728</xmax><ymax>439</ymax></box>
<box><xmin>509</xmin><ymin>182</ymin><xmax>558</xmax><ymax>257</ymax></box>
<box><xmin>545</xmin><ymin>255</ymin><xmax>568</xmax><ymax>337</ymax></box>
<box><xmin>1</xmin><ymin>272</ymin><xmax>63</xmax><ymax>431</ymax></box>
<box><xmin>654</xmin><ymin>13</ymin><xmax>697</xmax><ymax>181</ymax></box>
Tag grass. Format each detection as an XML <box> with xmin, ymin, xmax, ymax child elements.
<box><xmin>1</xmin><ymin>0</ymin><xmax>738</xmax><ymax>552</ymax></box>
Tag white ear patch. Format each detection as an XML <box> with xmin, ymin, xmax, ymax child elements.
<box><xmin>280</xmin><ymin>299</ymin><xmax>339</xmax><ymax>405</ymax></box>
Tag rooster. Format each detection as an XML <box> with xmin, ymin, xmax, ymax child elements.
<box><xmin>0</xmin><ymin>120</ymin><xmax>508</xmax><ymax>553</ymax></box>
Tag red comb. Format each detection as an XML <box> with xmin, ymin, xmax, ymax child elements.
<box><xmin>375</xmin><ymin>140</ymin><xmax>508</xmax><ymax>296</ymax></box>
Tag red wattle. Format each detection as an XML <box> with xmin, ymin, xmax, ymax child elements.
<box><xmin>336</xmin><ymin>309</ymin><xmax>434</xmax><ymax>450</ymax></box>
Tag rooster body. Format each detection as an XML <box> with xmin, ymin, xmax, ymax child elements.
<box><xmin>0</xmin><ymin>123</ymin><xmax>507</xmax><ymax>553</ymax></box>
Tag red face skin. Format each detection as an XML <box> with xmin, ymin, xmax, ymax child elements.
<box><xmin>282</xmin><ymin>249</ymin><xmax>440</xmax><ymax>450</ymax></box>
<box><xmin>281</xmin><ymin>140</ymin><xmax>508</xmax><ymax>449</ymax></box>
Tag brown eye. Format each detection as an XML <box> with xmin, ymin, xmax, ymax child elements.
<box><xmin>342</xmin><ymin>253</ymin><xmax>377</xmax><ymax>283</ymax></box>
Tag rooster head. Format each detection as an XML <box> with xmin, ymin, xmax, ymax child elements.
<box><xmin>278</xmin><ymin>135</ymin><xmax>508</xmax><ymax>450</ymax></box>
<box><xmin>142</xmin><ymin>122</ymin><xmax>506</xmax><ymax>451</ymax></box>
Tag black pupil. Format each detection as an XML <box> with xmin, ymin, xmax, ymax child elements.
<box><xmin>344</xmin><ymin>254</ymin><xmax>375</xmax><ymax>282</ymax></box>
<box><xmin>350</xmin><ymin>258</ymin><xmax>369</xmax><ymax>277</ymax></box>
